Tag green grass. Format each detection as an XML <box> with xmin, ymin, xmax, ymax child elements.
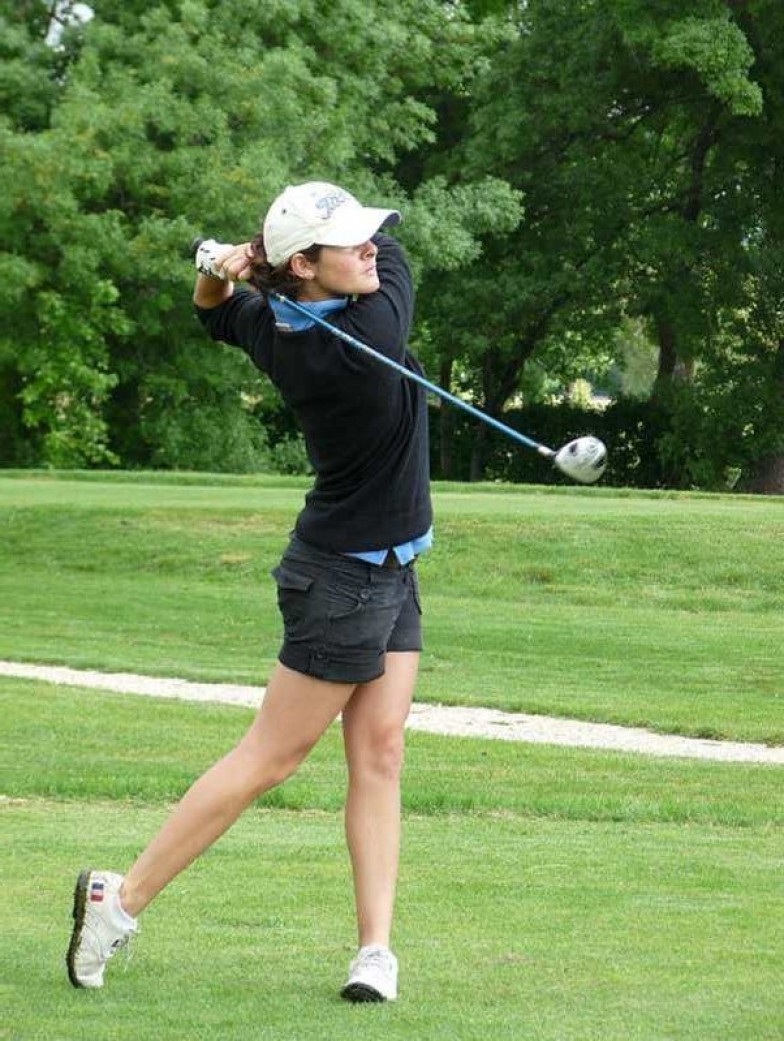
<box><xmin>0</xmin><ymin>471</ymin><xmax>781</xmax><ymax>742</ymax></box>
<box><xmin>1</xmin><ymin>680</ymin><xmax>783</xmax><ymax>1041</ymax></box>
<box><xmin>3</xmin><ymin>801</ymin><xmax>782</xmax><ymax>1041</ymax></box>
<box><xmin>2</xmin><ymin>678</ymin><xmax>783</xmax><ymax>827</ymax></box>
<box><xmin>1</xmin><ymin>471</ymin><xmax>782</xmax><ymax>1039</ymax></box>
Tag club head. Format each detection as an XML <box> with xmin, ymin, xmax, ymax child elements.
<box><xmin>553</xmin><ymin>436</ymin><xmax>607</xmax><ymax>484</ymax></box>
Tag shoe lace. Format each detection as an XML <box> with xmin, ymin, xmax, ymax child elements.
<box><xmin>359</xmin><ymin>947</ymin><xmax>393</xmax><ymax>972</ymax></box>
<box><xmin>120</xmin><ymin>933</ymin><xmax>136</xmax><ymax>972</ymax></box>
<box><xmin>108</xmin><ymin>925</ymin><xmax>138</xmax><ymax>971</ymax></box>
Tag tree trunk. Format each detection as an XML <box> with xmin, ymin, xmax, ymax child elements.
<box><xmin>739</xmin><ymin>454</ymin><xmax>784</xmax><ymax>494</ymax></box>
<box><xmin>652</xmin><ymin>315</ymin><xmax>678</xmax><ymax>393</ymax></box>
<box><xmin>738</xmin><ymin>337</ymin><xmax>784</xmax><ymax>494</ymax></box>
<box><xmin>438</xmin><ymin>359</ymin><xmax>454</xmax><ymax>479</ymax></box>
<box><xmin>651</xmin><ymin>114</ymin><xmax>718</xmax><ymax>398</ymax></box>
<box><xmin>469</xmin><ymin>421</ymin><xmax>487</xmax><ymax>482</ymax></box>
<box><xmin>651</xmin><ymin>316</ymin><xmax>696</xmax><ymax>396</ymax></box>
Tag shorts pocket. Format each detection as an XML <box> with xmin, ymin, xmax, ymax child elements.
<box><xmin>326</xmin><ymin>576</ymin><xmax>368</xmax><ymax>621</ymax></box>
<box><xmin>272</xmin><ymin>564</ymin><xmax>315</xmax><ymax>593</ymax></box>
<box><xmin>272</xmin><ymin>564</ymin><xmax>315</xmax><ymax>626</ymax></box>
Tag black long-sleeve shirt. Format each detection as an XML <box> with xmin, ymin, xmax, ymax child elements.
<box><xmin>196</xmin><ymin>234</ymin><xmax>432</xmax><ymax>553</ymax></box>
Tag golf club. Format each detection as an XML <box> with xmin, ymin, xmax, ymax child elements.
<box><xmin>192</xmin><ymin>237</ymin><xmax>608</xmax><ymax>484</ymax></box>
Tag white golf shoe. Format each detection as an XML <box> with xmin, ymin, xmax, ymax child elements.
<box><xmin>66</xmin><ymin>870</ymin><xmax>138</xmax><ymax>988</ymax></box>
<box><xmin>341</xmin><ymin>944</ymin><xmax>398</xmax><ymax>1002</ymax></box>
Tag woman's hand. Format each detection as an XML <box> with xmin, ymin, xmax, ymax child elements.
<box><xmin>214</xmin><ymin>242</ymin><xmax>254</xmax><ymax>283</ymax></box>
<box><xmin>193</xmin><ymin>239</ymin><xmax>254</xmax><ymax>308</ymax></box>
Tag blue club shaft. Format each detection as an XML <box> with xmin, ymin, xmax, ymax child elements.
<box><xmin>273</xmin><ymin>294</ymin><xmax>555</xmax><ymax>458</ymax></box>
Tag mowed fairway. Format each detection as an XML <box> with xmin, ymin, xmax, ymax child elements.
<box><xmin>1</xmin><ymin>471</ymin><xmax>781</xmax><ymax>741</ymax></box>
<box><xmin>1</xmin><ymin>471</ymin><xmax>782</xmax><ymax>1040</ymax></box>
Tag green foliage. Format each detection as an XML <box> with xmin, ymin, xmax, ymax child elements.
<box><xmin>412</xmin><ymin>0</ymin><xmax>783</xmax><ymax>484</ymax></box>
<box><xmin>655</xmin><ymin>334</ymin><xmax>784</xmax><ymax>491</ymax></box>
<box><xmin>21</xmin><ymin>283</ymin><xmax>124</xmax><ymax>466</ymax></box>
<box><xmin>611</xmin><ymin>317</ymin><xmax>658</xmax><ymax>398</ymax></box>
<box><xmin>0</xmin><ymin>1</ymin><xmax>73</xmax><ymax>130</ymax></box>
<box><xmin>427</xmin><ymin>398</ymin><xmax>673</xmax><ymax>487</ymax></box>
<box><xmin>1</xmin><ymin>0</ymin><xmax>783</xmax><ymax>487</ymax></box>
<box><xmin>629</xmin><ymin>11</ymin><xmax>763</xmax><ymax>115</ymax></box>
<box><xmin>400</xmin><ymin>175</ymin><xmax>522</xmax><ymax>279</ymax></box>
<box><xmin>0</xmin><ymin>0</ymin><xmax>512</xmax><ymax>471</ymax></box>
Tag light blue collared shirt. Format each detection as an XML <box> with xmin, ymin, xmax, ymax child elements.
<box><xmin>346</xmin><ymin>526</ymin><xmax>433</xmax><ymax>566</ymax></box>
<box><xmin>269</xmin><ymin>295</ymin><xmax>348</xmax><ymax>331</ymax></box>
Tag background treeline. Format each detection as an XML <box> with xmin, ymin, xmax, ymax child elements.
<box><xmin>1</xmin><ymin>0</ymin><xmax>782</xmax><ymax>491</ymax></box>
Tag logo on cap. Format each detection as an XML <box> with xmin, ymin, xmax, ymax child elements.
<box><xmin>315</xmin><ymin>190</ymin><xmax>349</xmax><ymax>221</ymax></box>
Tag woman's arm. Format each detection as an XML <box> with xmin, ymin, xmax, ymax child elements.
<box><xmin>193</xmin><ymin>273</ymin><xmax>233</xmax><ymax>309</ymax></box>
<box><xmin>193</xmin><ymin>238</ymin><xmax>276</xmax><ymax>374</ymax></box>
<box><xmin>338</xmin><ymin>234</ymin><xmax>414</xmax><ymax>362</ymax></box>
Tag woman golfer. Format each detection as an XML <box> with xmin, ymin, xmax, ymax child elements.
<box><xmin>66</xmin><ymin>182</ymin><xmax>432</xmax><ymax>1003</ymax></box>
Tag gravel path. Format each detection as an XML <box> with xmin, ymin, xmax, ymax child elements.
<box><xmin>2</xmin><ymin>660</ymin><xmax>782</xmax><ymax>765</ymax></box>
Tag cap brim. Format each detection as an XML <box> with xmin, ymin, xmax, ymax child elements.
<box><xmin>313</xmin><ymin>207</ymin><xmax>401</xmax><ymax>248</ymax></box>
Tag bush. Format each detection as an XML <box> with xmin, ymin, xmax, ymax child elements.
<box><xmin>428</xmin><ymin>398</ymin><xmax>678</xmax><ymax>488</ymax></box>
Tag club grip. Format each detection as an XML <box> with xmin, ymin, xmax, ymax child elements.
<box><xmin>192</xmin><ymin>238</ymin><xmax>234</xmax><ymax>280</ymax></box>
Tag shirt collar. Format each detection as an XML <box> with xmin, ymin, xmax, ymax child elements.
<box><xmin>270</xmin><ymin>295</ymin><xmax>348</xmax><ymax>332</ymax></box>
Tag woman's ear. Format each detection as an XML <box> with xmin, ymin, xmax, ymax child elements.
<box><xmin>289</xmin><ymin>252</ymin><xmax>316</xmax><ymax>280</ymax></box>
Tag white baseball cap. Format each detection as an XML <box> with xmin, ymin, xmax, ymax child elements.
<box><xmin>262</xmin><ymin>181</ymin><xmax>401</xmax><ymax>267</ymax></box>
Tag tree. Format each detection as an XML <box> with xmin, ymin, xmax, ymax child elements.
<box><xmin>717</xmin><ymin>0</ymin><xmax>784</xmax><ymax>492</ymax></box>
<box><xmin>0</xmin><ymin>0</ymin><xmax>520</xmax><ymax>468</ymax></box>
<box><xmin>4</xmin><ymin>0</ymin><xmax>781</xmax><ymax>488</ymax></box>
<box><xmin>414</xmin><ymin>0</ymin><xmax>773</xmax><ymax>480</ymax></box>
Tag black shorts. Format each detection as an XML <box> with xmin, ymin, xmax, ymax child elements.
<box><xmin>271</xmin><ymin>535</ymin><xmax>423</xmax><ymax>684</ymax></box>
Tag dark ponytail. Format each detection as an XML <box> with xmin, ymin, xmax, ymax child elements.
<box><xmin>247</xmin><ymin>235</ymin><xmax>323</xmax><ymax>301</ymax></box>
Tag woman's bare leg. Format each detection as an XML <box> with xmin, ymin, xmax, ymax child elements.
<box><xmin>120</xmin><ymin>664</ymin><xmax>355</xmax><ymax>916</ymax></box>
<box><xmin>341</xmin><ymin>651</ymin><xmax>419</xmax><ymax>948</ymax></box>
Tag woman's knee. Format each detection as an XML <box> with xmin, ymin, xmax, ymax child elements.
<box><xmin>347</xmin><ymin>724</ymin><xmax>406</xmax><ymax>783</ymax></box>
<box><xmin>237</xmin><ymin>731</ymin><xmax>314</xmax><ymax>796</ymax></box>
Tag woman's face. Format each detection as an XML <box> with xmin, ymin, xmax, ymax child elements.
<box><xmin>294</xmin><ymin>240</ymin><xmax>379</xmax><ymax>300</ymax></box>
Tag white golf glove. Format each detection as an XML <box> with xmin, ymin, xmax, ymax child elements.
<box><xmin>195</xmin><ymin>238</ymin><xmax>234</xmax><ymax>280</ymax></box>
